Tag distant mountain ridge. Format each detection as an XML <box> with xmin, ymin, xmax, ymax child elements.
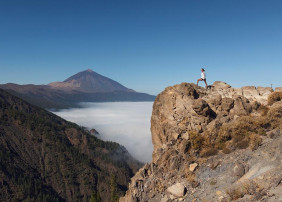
<box><xmin>48</xmin><ymin>69</ymin><xmax>134</xmax><ymax>93</ymax></box>
<box><xmin>0</xmin><ymin>69</ymin><xmax>155</xmax><ymax>109</ymax></box>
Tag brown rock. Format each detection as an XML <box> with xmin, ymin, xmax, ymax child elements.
<box><xmin>213</xmin><ymin>81</ymin><xmax>231</xmax><ymax>89</ymax></box>
<box><xmin>189</xmin><ymin>163</ymin><xmax>198</xmax><ymax>172</ymax></box>
<box><xmin>221</xmin><ymin>97</ymin><xmax>234</xmax><ymax>112</ymax></box>
<box><xmin>167</xmin><ymin>183</ymin><xmax>186</xmax><ymax>197</ymax></box>
<box><xmin>172</xmin><ymin>132</ymin><xmax>180</xmax><ymax>140</ymax></box>
<box><xmin>181</xmin><ymin>132</ymin><xmax>190</xmax><ymax>140</ymax></box>
<box><xmin>233</xmin><ymin>163</ymin><xmax>245</xmax><ymax>177</ymax></box>
<box><xmin>192</xmin><ymin>99</ymin><xmax>216</xmax><ymax>118</ymax></box>
<box><xmin>275</xmin><ymin>87</ymin><xmax>282</xmax><ymax>92</ymax></box>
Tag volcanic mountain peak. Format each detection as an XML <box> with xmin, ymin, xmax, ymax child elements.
<box><xmin>49</xmin><ymin>69</ymin><xmax>133</xmax><ymax>93</ymax></box>
<box><xmin>0</xmin><ymin>69</ymin><xmax>155</xmax><ymax>109</ymax></box>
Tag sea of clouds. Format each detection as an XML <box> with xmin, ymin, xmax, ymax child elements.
<box><xmin>54</xmin><ymin>102</ymin><xmax>154</xmax><ymax>163</ymax></box>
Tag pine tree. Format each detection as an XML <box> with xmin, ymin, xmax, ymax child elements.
<box><xmin>110</xmin><ymin>174</ymin><xmax>118</xmax><ymax>202</ymax></box>
<box><xmin>89</xmin><ymin>191</ymin><xmax>101</xmax><ymax>202</ymax></box>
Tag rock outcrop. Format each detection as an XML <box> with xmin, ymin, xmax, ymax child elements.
<box><xmin>120</xmin><ymin>81</ymin><xmax>282</xmax><ymax>202</ymax></box>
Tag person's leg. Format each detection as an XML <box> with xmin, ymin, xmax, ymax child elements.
<box><xmin>197</xmin><ymin>78</ymin><xmax>202</xmax><ymax>86</ymax></box>
<box><xmin>204</xmin><ymin>79</ymin><xmax>208</xmax><ymax>88</ymax></box>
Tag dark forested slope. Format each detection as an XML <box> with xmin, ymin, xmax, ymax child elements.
<box><xmin>0</xmin><ymin>89</ymin><xmax>142</xmax><ymax>202</ymax></box>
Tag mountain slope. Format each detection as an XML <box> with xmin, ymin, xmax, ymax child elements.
<box><xmin>0</xmin><ymin>89</ymin><xmax>142</xmax><ymax>202</ymax></box>
<box><xmin>121</xmin><ymin>82</ymin><xmax>282</xmax><ymax>202</ymax></box>
<box><xmin>0</xmin><ymin>69</ymin><xmax>155</xmax><ymax>109</ymax></box>
<box><xmin>49</xmin><ymin>69</ymin><xmax>133</xmax><ymax>93</ymax></box>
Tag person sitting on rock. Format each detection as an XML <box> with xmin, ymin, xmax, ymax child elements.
<box><xmin>197</xmin><ymin>68</ymin><xmax>208</xmax><ymax>88</ymax></box>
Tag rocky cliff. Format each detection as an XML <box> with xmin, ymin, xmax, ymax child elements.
<box><xmin>121</xmin><ymin>81</ymin><xmax>282</xmax><ymax>202</ymax></box>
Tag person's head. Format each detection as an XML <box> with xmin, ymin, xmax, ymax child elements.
<box><xmin>201</xmin><ymin>68</ymin><xmax>205</xmax><ymax>72</ymax></box>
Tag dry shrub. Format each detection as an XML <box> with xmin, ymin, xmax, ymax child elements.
<box><xmin>215</xmin><ymin>141</ymin><xmax>225</xmax><ymax>150</ymax></box>
<box><xmin>185</xmin><ymin>171</ymin><xmax>199</xmax><ymax>188</ymax></box>
<box><xmin>266</xmin><ymin>102</ymin><xmax>282</xmax><ymax>129</ymax></box>
<box><xmin>218</xmin><ymin>124</ymin><xmax>232</xmax><ymax>142</ymax></box>
<box><xmin>226</xmin><ymin>181</ymin><xmax>264</xmax><ymax>200</ymax></box>
<box><xmin>235</xmin><ymin>139</ymin><xmax>249</xmax><ymax>149</ymax></box>
<box><xmin>201</xmin><ymin>130</ymin><xmax>215</xmax><ymax>147</ymax></box>
<box><xmin>190</xmin><ymin>103</ymin><xmax>282</xmax><ymax>156</ymax></box>
<box><xmin>226</xmin><ymin>187</ymin><xmax>244</xmax><ymax>200</ymax></box>
<box><xmin>267</xmin><ymin>102</ymin><xmax>282</xmax><ymax>119</ymax></box>
<box><xmin>232</xmin><ymin>116</ymin><xmax>261</xmax><ymax>134</ymax></box>
<box><xmin>249</xmin><ymin>133</ymin><xmax>262</xmax><ymax>151</ymax></box>
<box><xmin>189</xmin><ymin>131</ymin><xmax>204</xmax><ymax>150</ymax></box>
<box><xmin>268</xmin><ymin>92</ymin><xmax>282</xmax><ymax>105</ymax></box>
<box><xmin>257</xmin><ymin>128</ymin><xmax>266</xmax><ymax>136</ymax></box>
<box><xmin>223</xmin><ymin>116</ymin><xmax>268</xmax><ymax>140</ymax></box>
<box><xmin>155</xmin><ymin>180</ymin><xmax>165</xmax><ymax>192</ymax></box>
<box><xmin>200</xmin><ymin>148</ymin><xmax>218</xmax><ymax>157</ymax></box>
<box><xmin>222</xmin><ymin>147</ymin><xmax>231</xmax><ymax>154</ymax></box>
<box><xmin>185</xmin><ymin>172</ymin><xmax>195</xmax><ymax>183</ymax></box>
<box><xmin>232</xmin><ymin>135</ymin><xmax>242</xmax><ymax>143</ymax></box>
<box><xmin>257</xmin><ymin>104</ymin><xmax>269</xmax><ymax>116</ymax></box>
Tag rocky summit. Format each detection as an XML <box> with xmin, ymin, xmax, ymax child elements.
<box><xmin>120</xmin><ymin>81</ymin><xmax>282</xmax><ymax>202</ymax></box>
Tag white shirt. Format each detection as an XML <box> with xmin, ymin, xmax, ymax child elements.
<box><xmin>201</xmin><ymin>72</ymin><xmax>206</xmax><ymax>79</ymax></box>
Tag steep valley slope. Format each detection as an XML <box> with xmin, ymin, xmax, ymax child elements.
<box><xmin>0</xmin><ymin>89</ymin><xmax>143</xmax><ymax>202</ymax></box>
<box><xmin>121</xmin><ymin>82</ymin><xmax>282</xmax><ymax>202</ymax></box>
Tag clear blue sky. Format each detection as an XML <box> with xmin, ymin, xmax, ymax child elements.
<box><xmin>1</xmin><ymin>0</ymin><xmax>281</xmax><ymax>95</ymax></box>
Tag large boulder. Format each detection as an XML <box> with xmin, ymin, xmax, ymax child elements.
<box><xmin>213</xmin><ymin>81</ymin><xmax>231</xmax><ymax>89</ymax></box>
<box><xmin>167</xmin><ymin>183</ymin><xmax>186</xmax><ymax>197</ymax></box>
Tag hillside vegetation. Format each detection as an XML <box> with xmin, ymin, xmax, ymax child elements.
<box><xmin>0</xmin><ymin>89</ymin><xmax>142</xmax><ymax>202</ymax></box>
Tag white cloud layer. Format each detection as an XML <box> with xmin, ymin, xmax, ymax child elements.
<box><xmin>54</xmin><ymin>102</ymin><xmax>154</xmax><ymax>163</ymax></box>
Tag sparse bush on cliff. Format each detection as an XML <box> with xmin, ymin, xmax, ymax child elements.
<box><xmin>249</xmin><ymin>133</ymin><xmax>262</xmax><ymax>151</ymax></box>
<box><xmin>222</xmin><ymin>147</ymin><xmax>231</xmax><ymax>154</ymax></box>
<box><xmin>235</xmin><ymin>139</ymin><xmax>250</xmax><ymax>149</ymax></box>
<box><xmin>190</xmin><ymin>131</ymin><xmax>204</xmax><ymax>151</ymax></box>
<box><xmin>226</xmin><ymin>181</ymin><xmax>265</xmax><ymax>201</ymax></box>
<box><xmin>257</xmin><ymin>104</ymin><xmax>269</xmax><ymax>116</ymax></box>
<box><xmin>189</xmin><ymin>103</ymin><xmax>281</xmax><ymax>155</ymax></box>
<box><xmin>267</xmin><ymin>102</ymin><xmax>282</xmax><ymax>124</ymax></box>
<box><xmin>200</xmin><ymin>148</ymin><xmax>218</xmax><ymax>157</ymax></box>
<box><xmin>268</xmin><ymin>92</ymin><xmax>282</xmax><ymax>105</ymax></box>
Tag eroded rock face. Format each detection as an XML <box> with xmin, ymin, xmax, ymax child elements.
<box><xmin>120</xmin><ymin>82</ymin><xmax>282</xmax><ymax>202</ymax></box>
<box><xmin>151</xmin><ymin>82</ymin><xmax>270</xmax><ymax>161</ymax></box>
